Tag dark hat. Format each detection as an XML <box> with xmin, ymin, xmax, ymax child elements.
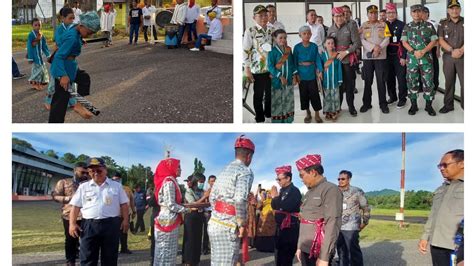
<box><xmin>253</xmin><ymin>5</ymin><xmax>267</xmax><ymax>15</ymax></box>
<box><xmin>422</xmin><ymin>6</ymin><xmax>430</xmax><ymax>13</ymax></box>
<box><xmin>410</xmin><ymin>4</ymin><xmax>423</xmax><ymax>12</ymax></box>
<box><xmin>86</xmin><ymin>157</ymin><xmax>106</xmax><ymax>168</ymax></box>
<box><xmin>367</xmin><ymin>5</ymin><xmax>378</xmax><ymax>13</ymax></box>
<box><xmin>448</xmin><ymin>0</ymin><xmax>461</xmax><ymax>8</ymax></box>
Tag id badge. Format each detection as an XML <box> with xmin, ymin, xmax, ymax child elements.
<box><xmin>393</xmin><ymin>36</ymin><xmax>397</xmax><ymax>43</ymax></box>
<box><xmin>261</xmin><ymin>43</ymin><xmax>272</xmax><ymax>52</ymax></box>
<box><xmin>445</xmin><ymin>35</ymin><xmax>449</xmax><ymax>39</ymax></box>
<box><xmin>104</xmin><ymin>194</ymin><xmax>113</xmax><ymax>205</ymax></box>
<box><xmin>343</xmin><ymin>203</ymin><xmax>347</xmax><ymax>210</ymax></box>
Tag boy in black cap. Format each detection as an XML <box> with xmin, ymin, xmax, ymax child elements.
<box><xmin>243</xmin><ymin>5</ymin><xmax>273</xmax><ymax>123</ymax></box>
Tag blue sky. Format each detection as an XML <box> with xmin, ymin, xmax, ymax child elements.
<box><xmin>12</xmin><ymin>132</ymin><xmax>463</xmax><ymax>193</ymax></box>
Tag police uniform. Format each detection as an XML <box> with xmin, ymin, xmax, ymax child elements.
<box><xmin>271</xmin><ymin>166</ymin><xmax>301</xmax><ymax>266</ymax></box>
<box><xmin>360</xmin><ymin>5</ymin><xmax>391</xmax><ymax>113</ymax></box>
<box><xmin>438</xmin><ymin>0</ymin><xmax>464</xmax><ymax>112</ymax></box>
<box><xmin>208</xmin><ymin>136</ymin><xmax>255</xmax><ymax>265</ymax></box>
<box><xmin>401</xmin><ymin>4</ymin><xmax>438</xmax><ymax>115</ymax></box>
<box><xmin>327</xmin><ymin>7</ymin><xmax>362</xmax><ymax>116</ymax></box>
<box><xmin>385</xmin><ymin>3</ymin><xmax>408</xmax><ymax>108</ymax></box>
<box><xmin>69</xmin><ymin>158</ymin><xmax>129</xmax><ymax>265</ymax></box>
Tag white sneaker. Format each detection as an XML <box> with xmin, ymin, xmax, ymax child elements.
<box><xmin>190</xmin><ymin>48</ymin><xmax>200</xmax><ymax>52</ymax></box>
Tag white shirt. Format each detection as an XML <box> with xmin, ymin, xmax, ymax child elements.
<box><xmin>307</xmin><ymin>22</ymin><xmax>325</xmax><ymax>53</ymax></box>
<box><xmin>268</xmin><ymin>20</ymin><xmax>285</xmax><ymax>31</ymax></box>
<box><xmin>100</xmin><ymin>10</ymin><xmax>116</xmax><ymax>31</ymax></box>
<box><xmin>73</xmin><ymin>7</ymin><xmax>82</xmax><ymax>24</ymax></box>
<box><xmin>185</xmin><ymin>4</ymin><xmax>200</xmax><ymax>24</ymax></box>
<box><xmin>205</xmin><ymin>5</ymin><xmax>222</xmax><ymax>25</ymax></box>
<box><xmin>171</xmin><ymin>3</ymin><xmax>187</xmax><ymax>25</ymax></box>
<box><xmin>70</xmin><ymin>177</ymin><xmax>129</xmax><ymax>219</ymax></box>
<box><xmin>208</xmin><ymin>18</ymin><xmax>222</xmax><ymax>40</ymax></box>
<box><xmin>142</xmin><ymin>6</ymin><xmax>152</xmax><ymax>26</ymax></box>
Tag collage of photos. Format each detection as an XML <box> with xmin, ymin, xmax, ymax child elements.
<box><xmin>6</xmin><ymin>0</ymin><xmax>466</xmax><ymax>266</ymax></box>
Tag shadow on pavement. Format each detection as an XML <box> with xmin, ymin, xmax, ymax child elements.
<box><xmin>362</xmin><ymin>241</ymin><xmax>407</xmax><ymax>266</ymax></box>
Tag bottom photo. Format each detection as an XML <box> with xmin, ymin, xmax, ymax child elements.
<box><xmin>11</xmin><ymin>132</ymin><xmax>464</xmax><ymax>266</ymax></box>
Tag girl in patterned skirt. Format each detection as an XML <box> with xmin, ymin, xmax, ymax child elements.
<box><xmin>27</xmin><ymin>18</ymin><xmax>50</xmax><ymax>90</ymax></box>
<box><xmin>321</xmin><ymin>37</ymin><xmax>343</xmax><ymax>122</ymax></box>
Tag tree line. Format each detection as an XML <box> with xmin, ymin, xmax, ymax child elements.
<box><xmin>367</xmin><ymin>190</ymin><xmax>434</xmax><ymax>210</ymax></box>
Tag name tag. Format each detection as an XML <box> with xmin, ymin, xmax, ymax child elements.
<box><xmin>445</xmin><ymin>35</ymin><xmax>449</xmax><ymax>39</ymax></box>
<box><xmin>393</xmin><ymin>36</ymin><xmax>398</xmax><ymax>43</ymax></box>
<box><xmin>343</xmin><ymin>203</ymin><xmax>347</xmax><ymax>210</ymax></box>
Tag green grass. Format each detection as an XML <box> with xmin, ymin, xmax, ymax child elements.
<box><xmin>360</xmin><ymin>220</ymin><xmax>424</xmax><ymax>242</ymax></box>
<box><xmin>12</xmin><ymin>201</ymin><xmax>154</xmax><ymax>254</ymax></box>
<box><xmin>370</xmin><ymin>208</ymin><xmax>430</xmax><ymax>217</ymax></box>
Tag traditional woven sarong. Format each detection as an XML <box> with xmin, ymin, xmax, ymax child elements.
<box><xmin>28</xmin><ymin>63</ymin><xmax>49</xmax><ymax>84</ymax></box>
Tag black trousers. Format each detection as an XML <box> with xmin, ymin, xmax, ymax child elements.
<box><xmin>182</xmin><ymin>211</ymin><xmax>203</xmax><ymax>264</ymax></box>
<box><xmin>274</xmin><ymin>223</ymin><xmax>299</xmax><ymax>266</ymax></box>
<box><xmin>143</xmin><ymin>25</ymin><xmax>158</xmax><ymax>42</ymax></box>
<box><xmin>49</xmin><ymin>69</ymin><xmax>90</xmax><ymax>123</ymax></box>
<box><xmin>298</xmin><ymin>79</ymin><xmax>322</xmax><ymax>111</ymax></box>
<box><xmin>301</xmin><ymin>251</ymin><xmax>334</xmax><ymax>266</ymax></box>
<box><xmin>63</xmin><ymin>218</ymin><xmax>81</xmax><ymax>263</ymax></box>
<box><xmin>253</xmin><ymin>73</ymin><xmax>272</xmax><ymax>122</ymax></box>
<box><xmin>80</xmin><ymin>217</ymin><xmax>121</xmax><ymax>266</ymax></box>
<box><xmin>432</xmin><ymin>48</ymin><xmax>440</xmax><ymax>90</ymax></box>
<box><xmin>430</xmin><ymin>245</ymin><xmax>453</xmax><ymax>266</ymax></box>
<box><xmin>337</xmin><ymin>230</ymin><xmax>364</xmax><ymax>266</ymax></box>
<box><xmin>386</xmin><ymin>54</ymin><xmax>407</xmax><ymax>102</ymax></box>
<box><xmin>202</xmin><ymin>211</ymin><xmax>211</xmax><ymax>252</ymax></box>
<box><xmin>362</xmin><ymin>60</ymin><xmax>388</xmax><ymax>108</ymax></box>
<box><xmin>134</xmin><ymin>209</ymin><xmax>146</xmax><ymax>232</ymax></box>
<box><xmin>340</xmin><ymin>64</ymin><xmax>356</xmax><ymax>110</ymax></box>
<box><xmin>119</xmin><ymin>216</ymin><xmax>131</xmax><ymax>252</ymax></box>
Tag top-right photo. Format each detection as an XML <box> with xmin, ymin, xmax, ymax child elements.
<box><xmin>242</xmin><ymin>0</ymin><xmax>463</xmax><ymax>123</ymax></box>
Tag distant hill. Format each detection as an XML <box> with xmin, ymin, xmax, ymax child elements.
<box><xmin>366</xmin><ymin>189</ymin><xmax>399</xmax><ymax>197</ymax></box>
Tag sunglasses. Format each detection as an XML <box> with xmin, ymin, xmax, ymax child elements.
<box><xmin>337</xmin><ymin>178</ymin><xmax>347</xmax><ymax>181</ymax></box>
<box><xmin>437</xmin><ymin>161</ymin><xmax>458</xmax><ymax>169</ymax></box>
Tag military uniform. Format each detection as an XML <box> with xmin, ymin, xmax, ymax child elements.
<box><xmin>360</xmin><ymin>5</ymin><xmax>391</xmax><ymax>113</ymax></box>
<box><xmin>386</xmin><ymin>17</ymin><xmax>408</xmax><ymax>107</ymax></box>
<box><xmin>438</xmin><ymin>12</ymin><xmax>464</xmax><ymax>111</ymax></box>
<box><xmin>327</xmin><ymin>7</ymin><xmax>362</xmax><ymax>116</ymax></box>
<box><xmin>401</xmin><ymin>5</ymin><xmax>438</xmax><ymax>115</ymax></box>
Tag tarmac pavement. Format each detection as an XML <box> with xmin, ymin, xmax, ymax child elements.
<box><xmin>12</xmin><ymin>39</ymin><xmax>233</xmax><ymax>123</ymax></box>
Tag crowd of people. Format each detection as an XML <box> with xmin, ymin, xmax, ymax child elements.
<box><xmin>20</xmin><ymin>0</ymin><xmax>226</xmax><ymax>123</ymax></box>
<box><xmin>243</xmin><ymin>1</ymin><xmax>464</xmax><ymax>123</ymax></box>
<box><xmin>50</xmin><ymin>135</ymin><xmax>463</xmax><ymax>266</ymax></box>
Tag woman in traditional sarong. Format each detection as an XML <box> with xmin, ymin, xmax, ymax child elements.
<box><xmin>247</xmin><ymin>192</ymin><xmax>258</xmax><ymax>248</ymax></box>
<box><xmin>182</xmin><ymin>173</ymin><xmax>210</xmax><ymax>266</ymax></box>
<box><xmin>320</xmin><ymin>36</ymin><xmax>343</xmax><ymax>122</ymax></box>
<box><xmin>255</xmin><ymin>189</ymin><xmax>276</xmax><ymax>252</ymax></box>
<box><xmin>154</xmin><ymin>158</ymin><xmax>190</xmax><ymax>266</ymax></box>
<box><xmin>267</xmin><ymin>29</ymin><xmax>297</xmax><ymax>123</ymax></box>
<box><xmin>27</xmin><ymin>18</ymin><xmax>50</xmax><ymax>91</ymax></box>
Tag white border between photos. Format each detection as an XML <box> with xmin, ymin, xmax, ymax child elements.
<box><xmin>2</xmin><ymin>0</ymin><xmax>472</xmax><ymax>265</ymax></box>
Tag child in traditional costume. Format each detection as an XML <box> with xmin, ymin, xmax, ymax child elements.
<box><xmin>293</xmin><ymin>25</ymin><xmax>324</xmax><ymax>123</ymax></box>
<box><xmin>321</xmin><ymin>37</ymin><xmax>343</xmax><ymax>121</ymax></box>
<box><xmin>27</xmin><ymin>18</ymin><xmax>50</xmax><ymax>91</ymax></box>
<box><xmin>267</xmin><ymin>29</ymin><xmax>296</xmax><ymax>123</ymax></box>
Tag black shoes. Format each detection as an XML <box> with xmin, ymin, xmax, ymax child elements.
<box><xmin>425</xmin><ymin>101</ymin><xmax>436</xmax><ymax>116</ymax></box>
<box><xmin>408</xmin><ymin>100</ymin><xmax>418</xmax><ymax>115</ymax></box>
<box><xmin>381</xmin><ymin>106</ymin><xmax>390</xmax><ymax>114</ymax></box>
<box><xmin>349</xmin><ymin>108</ymin><xmax>358</xmax><ymax>117</ymax></box>
<box><xmin>387</xmin><ymin>98</ymin><xmax>397</xmax><ymax>105</ymax></box>
<box><xmin>13</xmin><ymin>73</ymin><xmax>26</xmax><ymax>80</ymax></box>
<box><xmin>397</xmin><ymin>99</ymin><xmax>407</xmax><ymax>109</ymax></box>
<box><xmin>120</xmin><ymin>249</ymin><xmax>133</xmax><ymax>254</ymax></box>
<box><xmin>359</xmin><ymin>105</ymin><xmax>372</xmax><ymax>113</ymax></box>
<box><xmin>439</xmin><ymin>106</ymin><xmax>454</xmax><ymax>114</ymax></box>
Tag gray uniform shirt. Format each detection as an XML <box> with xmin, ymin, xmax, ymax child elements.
<box><xmin>327</xmin><ymin>22</ymin><xmax>362</xmax><ymax>65</ymax></box>
<box><xmin>298</xmin><ymin>178</ymin><xmax>343</xmax><ymax>261</ymax></box>
<box><xmin>421</xmin><ymin>177</ymin><xmax>463</xmax><ymax>250</ymax></box>
<box><xmin>360</xmin><ymin>21</ymin><xmax>390</xmax><ymax>60</ymax></box>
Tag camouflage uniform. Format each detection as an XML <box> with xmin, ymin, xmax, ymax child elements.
<box><xmin>401</xmin><ymin>20</ymin><xmax>438</xmax><ymax>101</ymax></box>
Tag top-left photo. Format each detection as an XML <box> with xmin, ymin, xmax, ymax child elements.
<box><xmin>12</xmin><ymin>0</ymin><xmax>233</xmax><ymax>123</ymax></box>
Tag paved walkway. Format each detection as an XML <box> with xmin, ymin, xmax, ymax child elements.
<box><xmin>13</xmin><ymin>239</ymin><xmax>431</xmax><ymax>265</ymax></box>
<box><xmin>12</xmin><ymin>39</ymin><xmax>233</xmax><ymax>123</ymax></box>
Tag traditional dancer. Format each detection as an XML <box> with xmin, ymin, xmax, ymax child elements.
<box><xmin>153</xmin><ymin>158</ymin><xmax>190</xmax><ymax>266</ymax></box>
<box><xmin>27</xmin><ymin>18</ymin><xmax>50</xmax><ymax>91</ymax></box>
<box><xmin>267</xmin><ymin>29</ymin><xmax>296</xmax><ymax>123</ymax></box>
<box><xmin>208</xmin><ymin>135</ymin><xmax>255</xmax><ymax>265</ymax></box>
<box><xmin>49</xmin><ymin>12</ymin><xmax>100</xmax><ymax>123</ymax></box>
<box><xmin>296</xmin><ymin>154</ymin><xmax>343</xmax><ymax>266</ymax></box>
<box><xmin>321</xmin><ymin>37</ymin><xmax>343</xmax><ymax>121</ymax></box>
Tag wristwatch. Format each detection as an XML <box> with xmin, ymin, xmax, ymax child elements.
<box><xmin>345</xmin><ymin>50</ymin><xmax>350</xmax><ymax>54</ymax></box>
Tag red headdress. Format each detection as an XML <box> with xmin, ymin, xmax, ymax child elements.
<box><xmin>296</xmin><ymin>154</ymin><xmax>322</xmax><ymax>171</ymax></box>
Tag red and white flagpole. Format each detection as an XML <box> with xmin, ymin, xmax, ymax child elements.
<box><xmin>399</xmin><ymin>132</ymin><xmax>406</xmax><ymax>227</ymax></box>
